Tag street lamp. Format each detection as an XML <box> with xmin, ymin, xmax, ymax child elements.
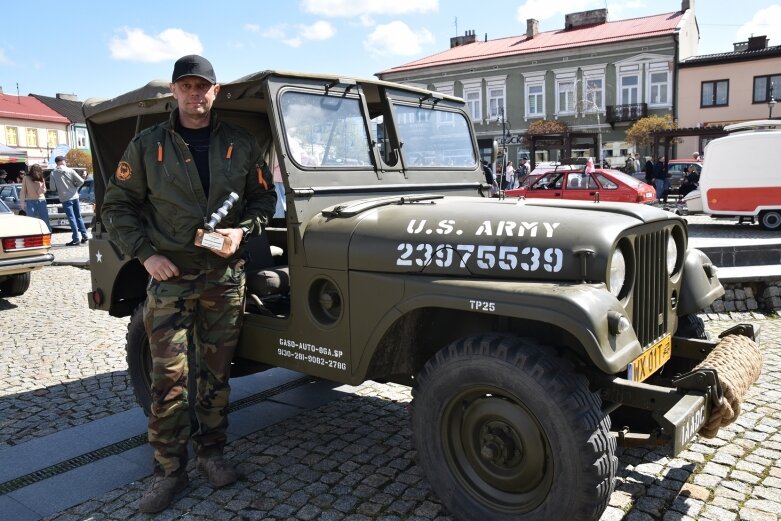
<box><xmin>769</xmin><ymin>84</ymin><xmax>776</xmax><ymax>119</ymax></box>
<box><xmin>496</xmin><ymin>107</ymin><xmax>510</xmax><ymax>187</ymax></box>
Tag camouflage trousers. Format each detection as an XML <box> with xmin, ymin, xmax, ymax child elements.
<box><xmin>143</xmin><ymin>260</ymin><xmax>246</xmax><ymax>476</ymax></box>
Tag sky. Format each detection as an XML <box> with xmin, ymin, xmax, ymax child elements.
<box><xmin>1</xmin><ymin>0</ymin><xmax>780</xmax><ymax>101</ymax></box>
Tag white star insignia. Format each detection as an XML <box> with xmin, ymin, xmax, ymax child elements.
<box><xmin>95</xmin><ymin>250</ymin><xmax>103</xmax><ymax>263</ymax></box>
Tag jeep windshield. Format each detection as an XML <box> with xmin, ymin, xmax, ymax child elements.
<box><xmin>279</xmin><ymin>89</ymin><xmax>476</xmax><ymax>170</ymax></box>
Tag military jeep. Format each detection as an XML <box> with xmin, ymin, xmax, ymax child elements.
<box><xmin>83</xmin><ymin>71</ymin><xmax>761</xmax><ymax>521</ymax></box>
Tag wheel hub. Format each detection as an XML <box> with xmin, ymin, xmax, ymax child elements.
<box><xmin>479</xmin><ymin>421</ymin><xmax>522</xmax><ymax>467</ymax></box>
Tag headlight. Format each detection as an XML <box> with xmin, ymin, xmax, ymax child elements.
<box><xmin>609</xmin><ymin>249</ymin><xmax>626</xmax><ymax>297</ymax></box>
<box><xmin>666</xmin><ymin>235</ymin><xmax>677</xmax><ymax>275</ymax></box>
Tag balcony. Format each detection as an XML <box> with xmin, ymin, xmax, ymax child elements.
<box><xmin>606</xmin><ymin>103</ymin><xmax>648</xmax><ymax>125</ymax></box>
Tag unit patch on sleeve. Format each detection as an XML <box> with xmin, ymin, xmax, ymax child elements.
<box><xmin>116</xmin><ymin>161</ymin><xmax>133</xmax><ymax>181</ymax></box>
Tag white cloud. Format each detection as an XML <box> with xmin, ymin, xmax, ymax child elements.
<box><xmin>737</xmin><ymin>5</ymin><xmax>781</xmax><ymax>47</ymax></box>
<box><xmin>359</xmin><ymin>15</ymin><xmax>376</xmax><ymax>27</ymax></box>
<box><xmin>301</xmin><ymin>0</ymin><xmax>438</xmax><ymax>17</ymax></box>
<box><xmin>257</xmin><ymin>21</ymin><xmax>336</xmax><ymax>47</ymax></box>
<box><xmin>0</xmin><ymin>48</ymin><xmax>12</xmax><ymax>65</ymax></box>
<box><xmin>244</xmin><ymin>23</ymin><xmax>261</xmax><ymax>33</ymax></box>
<box><xmin>109</xmin><ymin>27</ymin><xmax>203</xmax><ymax>63</ymax></box>
<box><xmin>516</xmin><ymin>0</ymin><xmax>594</xmax><ymax>22</ymax></box>
<box><xmin>363</xmin><ymin>21</ymin><xmax>434</xmax><ymax>57</ymax></box>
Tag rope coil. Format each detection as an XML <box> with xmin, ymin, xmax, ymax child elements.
<box><xmin>694</xmin><ymin>335</ymin><xmax>763</xmax><ymax>438</ymax></box>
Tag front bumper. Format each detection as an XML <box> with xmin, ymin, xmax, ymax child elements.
<box><xmin>599</xmin><ymin>324</ymin><xmax>762</xmax><ymax>455</ymax></box>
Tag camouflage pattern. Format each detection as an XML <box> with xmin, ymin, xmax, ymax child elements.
<box><xmin>143</xmin><ymin>260</ymin><xmax>246</xmax><ymax>476</ymax></box>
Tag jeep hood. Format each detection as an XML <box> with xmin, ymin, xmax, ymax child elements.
<box><xmin>303</xmin><ymin>196</ymin><xmax>679</xmax><ymax>282</ymax></box>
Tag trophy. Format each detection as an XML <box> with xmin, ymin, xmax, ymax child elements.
<box><xmin>194</xmin><ymin>192</ymin><xmax>240</xmax><ymax>255</ymax></box>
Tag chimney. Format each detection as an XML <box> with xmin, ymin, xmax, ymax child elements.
<box><xmin>526</xmin><ymin>19</ymin><xmax>539</xmax><ymax>39</ymax></box>
<box><xmin>565</xmin><ymin>9</ymin><xmax>607</xmax><ymax>30</ymax></box>
<box><xmin>450</xmin><ymin>30</ymin><xmax>477</xmax><ymax>48</ymax></box>
<box><xmin>681</xmin><ymin>0</ymin><xmax>695</xmax><ymax>12</ymax></box>
<box><xmin>56</xmin><ymin>93</ymin><xmax>78</xmax><ymax>101</ymax></box>
<box><xmin>747</xmin><ymin>35</ymin><xmax>769</xmax><ymax>51</ymax></box>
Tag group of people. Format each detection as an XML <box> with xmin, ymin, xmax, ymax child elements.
<box><xmin>13</xmin><ymin>157</ymin><xmax>89</xmax><ymax>244</ymax></box>
<box><xmin>482</xmin><ymin>154</ymin><xmax>530</xmax><ymax>195</ymax></box>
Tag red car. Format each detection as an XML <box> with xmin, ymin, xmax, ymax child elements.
<box><xmin>505</xmin><ymin>168</ymin><xmax>657</xmax><ymax>204</ymax></box>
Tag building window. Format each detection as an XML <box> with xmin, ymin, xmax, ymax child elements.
<box><xmin>48</xmin><ymin>130</ymin><xmax>58</xmax><ymax>148</ymax></box>
<box><xmin>648</xmin><ymin>70</ymin><xmax>670</xmax><ymax>106</ymax></box>
<box><xmin>76</xmin><ymin>128</ymin><xmax>88</xmax><ymax>148</ymax></box>
<box><xmin>556</xmin><ymin>80</ymin><xmax>575</xmax><ymax>114</ymax></box>
<box><xmin>583</xmin><ymin>77</ymin><xmax>604</xmax><ymax>112</ymax></box>
<box><xmin>488</xmin><ymin>86</ymin><xmax>505</xmax><ymax>120</ymax></box>
<box><xmin>526</xmin><ymin>81</ymin><xmax>545</xmax><ymax>118</ymax></box>
<box><xmin>619</xmin><ymin>74</ymin><xmax>639</xmax><ymax>105</ymax></box>
<box><xmin>701</xmin><ymin>80</ymin><xmax>729</xmax><ymax>107</ymax></box>
<box><xmin>753</xmin><ymin>74</ymin><xmax>781</xmax><ymax>103</ymax></box>
<box><xmin>465</xmin><ymin>90</ymin><xmax>481</xmax><ymax>121</ymax></box>
<box><xmin>26</xmin><ymin>128</ymin><xmax>38</xmax><ymax>147</ymax></box>
<box><xmin>6</xmin><ymin>127</ymin><xmax>18</xmax><ymax>146</ymax></box>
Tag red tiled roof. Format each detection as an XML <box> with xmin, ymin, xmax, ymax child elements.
<box><xmin>378</xmin><ymin>11</ymin><xmax>684</xmax><ymax>75</ymax></box>
<box><xmin>0</xmin><ymin>94</ymin><xmax>70</xmax><ymax>124</ymax></box>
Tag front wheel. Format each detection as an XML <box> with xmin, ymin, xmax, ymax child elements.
<box><xmin>411</xmin><ymin>335</ymin><xmax>616</xmax><ymax>521</ymax></box>
<box><xmin>759</xmin><ymin>210</ymin><xmax>781</xmax><ymax>231</ymax></box>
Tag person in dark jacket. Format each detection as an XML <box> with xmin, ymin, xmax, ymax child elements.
<box><xmin>102</xmin><ymin>55</ymin><xmax>277</xmax><ymax>514</ymax></box>
<box><xmin>644</xmin><ymin>158</ymin><xmax>654</xmax><ymax>185</ymax></box>
<box><xmin>653</xmin><ymin>156</ymin><xmax>668</xmax><ymax>202</ymax></box>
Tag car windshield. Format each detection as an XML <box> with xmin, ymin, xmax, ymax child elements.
<box><xmin>605</xmin><ymin>170</ymin><xmax>645</xmax><ymax>187</ymax></box>
<box><xmin>0</xmin><ymin>199</ymin><xmax>11</xmax><ymax>214</ymax></box>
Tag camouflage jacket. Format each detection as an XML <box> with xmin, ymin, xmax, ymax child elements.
<box><xmin>102</xmin><ymin>109</ymin><xmax>277</xmax><ymax>270</ymax></box>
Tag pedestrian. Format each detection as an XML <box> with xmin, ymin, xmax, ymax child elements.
<box><xmin>624</xmin><ymin>153</ymin><xmax>636</xmax><ymax>175</ymax></box>
<box><xmin>101</xmin><ymin>54</ymin><xmax>277</xmax><ymax>514</ymax></box>
<box><xmin>644</xmin><ymin>157</ymin><xmax>654</xmax><ymax>185</ymax></box>
<box><xmin>653</xmin><ymin>156</ymin><xmax>668</xmax><ymax>203</ymax></box>
<box><xmin>0</xmin><ymin>169</ymin><xmax>8</xmax><ymax>184</ymax></box>
<box><xmin>679</xmin><ymin>164</ymin><xmax>700</xmax><ymax>197</ymax></box>
<box><xmin>482</xmin><ymin>160</ymin><xmax>498</xmax><ymax>196</ymax></box>
<box><xmin>517</xmin><ymin>155</ymin><xmax>530</xmax><ymax>183</ymax></box>
<box><xmin>50</xmin><ymin>155</ymin><xmax>88</xmax><ymax>245</ymax></box>
<box><xmin>20</xmin><ymin>164</ymin><xmax>51</xmax><ymax>231</ymax></box>
<box><xmin>504</xmin><ymin>161</ymin><xmax>515</xmax><ymax>189</ymax></box>
<box><xmin>692</xmin><ymin>151</ymin><xmax>701</xmax><ymax>161</ymax></box>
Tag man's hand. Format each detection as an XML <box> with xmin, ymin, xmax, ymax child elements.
<box><xmin>143</xmin><ymin>254</ymin><xmax>180</xmax><ymax>281</ymax></box>
<box><xmin>211</xmin><ymin>228</ymin><xmax>245</xmax><ymax>258</ymax></box>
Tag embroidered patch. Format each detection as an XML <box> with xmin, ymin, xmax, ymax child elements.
<box><xmin>116</xmin><ymin>161</ymin><xmax>132</xmax><ymax>181</ymax></box>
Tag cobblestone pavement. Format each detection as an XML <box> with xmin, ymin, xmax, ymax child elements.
<box><xmin>1</xmin><ymin>228</ymin><xmax>780</xmax><ymax>520</ymax></box>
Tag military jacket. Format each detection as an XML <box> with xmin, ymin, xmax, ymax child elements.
<box><xmin>102</xmin><ymin>109</ymin><xmax>277</xmax><ymax>270</ymax></box>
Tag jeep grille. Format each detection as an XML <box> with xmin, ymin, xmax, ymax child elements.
<box><xmin>632</xmin><ymin>228</ymin><xmax>669</xmax><ymax>346</ymax></box>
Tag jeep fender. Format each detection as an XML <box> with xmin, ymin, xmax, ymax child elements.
<box><xmin>367</xmin><ymin>277</ymin><xmax>644</xmax><ymax>375</ymax></box>
<box><xmin>677</xmin><ymin>248</ymin><xmax>724</xmax><ymax>316</ymax></box>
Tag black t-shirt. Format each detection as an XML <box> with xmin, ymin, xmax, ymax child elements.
<box><xmin>176</xmin><ymin>122</ymin><xmax>211</xmax><ymax>196</ymax></box>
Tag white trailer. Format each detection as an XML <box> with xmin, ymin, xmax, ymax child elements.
<box><xmin>699</xmin><ymin>120</ymin><xmax>781</xmax><ymax>230</ymax></box>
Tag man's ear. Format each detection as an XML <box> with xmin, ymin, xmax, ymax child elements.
<box><xmin>213</xmin><ymin>84</ymin><xmax>221</xmax><ymax>95</ymax></box>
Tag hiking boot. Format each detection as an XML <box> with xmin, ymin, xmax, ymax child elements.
<box><xmin>138</xmin><ymin>473</ymin><xmax>189</xmax><ymax>513</ymax></box>
<box><xmin>197</xmin><ymin>455</ymin><xmax>239</xmax><ymax>488</ymax></box>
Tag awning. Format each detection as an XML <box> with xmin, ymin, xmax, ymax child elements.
<box><xmin>0</xmin><ymin>144</ymin><xmax>27</xmax><ymax>164</ymax></box>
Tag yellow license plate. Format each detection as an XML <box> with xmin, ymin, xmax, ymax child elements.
<box><xmin>628</xmin><ymin>335</ymin><xmax>672</xmax><ymax>382</ymax></box>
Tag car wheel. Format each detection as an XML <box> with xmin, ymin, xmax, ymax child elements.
<box><xmin>0</xmin><ymin>272</ymin><xmax>31</xmax><ymax>297</ymax></box>
<box><xmin>126</xmin><ymin>304</ymin><xmax>197</xmax><ymax>423</ymax></box>
<box><xmin>411</xmin><ymin>335</ymin><xmax>616</xmax><ymax>521</ymax></box>
<box><xmin>759</xmin><ymin>211</ymin><xmax>781</xmax><ymax>231</ymax></box>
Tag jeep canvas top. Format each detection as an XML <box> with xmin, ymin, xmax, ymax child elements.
<box><xmin>83</xmin><ymin>70</ymin><xmax>762</xmax><ymax>521</ymax></box>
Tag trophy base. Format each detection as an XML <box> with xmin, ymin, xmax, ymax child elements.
<box><xmin>194</xmin><ymin>229</ymin><xmax>234</xmax><ymax>255</ymax></box>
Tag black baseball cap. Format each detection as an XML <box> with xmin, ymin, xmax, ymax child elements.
<box><xmin>172</xmin><ymin>55</ymin><xmax>216</xmax><ymax>84</ymax></box>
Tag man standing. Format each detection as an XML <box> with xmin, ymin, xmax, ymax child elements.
<box><xmin>624</xmin><ymin>153</ymin><xmax>637</xmax><ymax>175</ymax></box>
<box><xmin>517</xmin><ymin>155</ymin><xmax>530</xmax><ymax>183</ymax></box>
<box><xmin>102</xmin><ymin>55</ymin><xmax>277</xmax><ymax>513</ymax></box>
<box><xmin>51</xmin><ymin>156</ymin><xmax>88</xmax><ymax>245</ymax></box>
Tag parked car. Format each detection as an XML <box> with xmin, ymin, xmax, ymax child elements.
<box><xmin>505</xmin><ymin>168</ymin><xmax>657</xmax><ymax>203</ymax></box>
<box><xmin>78</xmin><ymin>178</ymin><xmax>95</xmax><ymax>205</ymax></box>
<box><xmin>0</xmin><ymin>183</ymin><xmax>25</xmax><ymax>215</ymax></box>
<box><xmin>0</xmin><ymin>199</ymin><xmax>54</xmax><ymax>297</ymax></box>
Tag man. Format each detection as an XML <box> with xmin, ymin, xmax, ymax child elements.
<box><xmin>624</xmin><ymin>153</ymin><xmax>637</xmax><ymax>175</ymax></box>
<box><xmin>517</xmin><ymin>155</ymin><xmax>530</xmax><ymax>182</ymax></box>
<box><xmin>653</xmin><ymin>156</ymin><xmax>669</xmax><ymax>203</ymax></box>
<box><xmin>102</xmin><ymin>55</ymin><xmax>277</xmax><ymax>513</ymax></box>
<box><xmin>692</xmin><ymin>151</ymin><xmax>701</xmax><ymax>161</ymax></box>
<box><xmin>0</xmin><ymin>170</ymin><xmax>8</xmax><ymax>184</ymax></box>
<box><xmin>51</xmin><ymin>156</ymin><xmax>88</xmax><ymax>245</ymax></box>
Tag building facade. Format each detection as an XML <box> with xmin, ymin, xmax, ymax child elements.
<box><xmin>376</xmin><ymin>1</ymin><xmax>699</xmax><ymax>169</ymax></box>
<box><xmin>677</xmin><ymin>36</ymin><xmax>781</xmax><ymax>156</ymax></box>
<box><xmin>31</xmin><ymin>93</ymin><xmax>91</xmax><ymax>155</ymax></box>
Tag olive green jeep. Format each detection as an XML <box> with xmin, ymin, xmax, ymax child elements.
<box><xmin>83</xmin><ymin>71</ymin><xmax>762</xmax><ymax>521</ymax></box>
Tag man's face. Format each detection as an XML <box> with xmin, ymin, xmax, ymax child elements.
<box><xmin>170</xmin><ymin>76</ymin><xmax>220</xmax><ymax>118</ymax></box>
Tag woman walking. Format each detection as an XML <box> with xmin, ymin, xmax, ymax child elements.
<box><xmin>20</xmin><ymin>165</ymin><xmax>51</xmax><ymax>232</ymax></box>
